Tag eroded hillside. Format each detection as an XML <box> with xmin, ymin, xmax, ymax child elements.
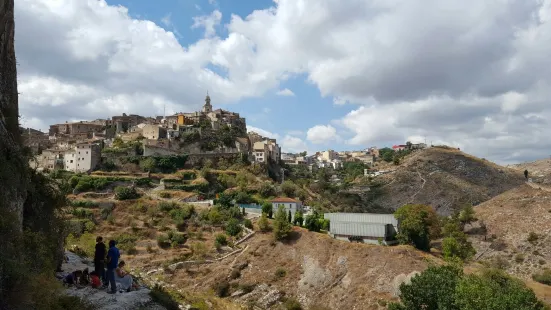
<box><xmin>472</xmin><ymin>184</ymin><xmax>551</xmax><ymax>284</ymax></box>
<box><xmin>370</xmin><ymin>147</ymin><xmax>525</xmax><ymax>215</ymax></box>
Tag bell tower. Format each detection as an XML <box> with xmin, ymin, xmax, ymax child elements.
<box><xmin>202</xmin><ymin>91</ymin><xmax>212</xmax><ymax>113</ymax></box>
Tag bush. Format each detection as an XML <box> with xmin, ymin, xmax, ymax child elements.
<box><xmin>157</xmin><ymin>234</ymin><xmax>171</xmax><ymax>249</ymax></box>
<box><xmin>159</xmin><ymin>201</ymin><xmax>179</xmax><ymax>212</ymax></box>
<box><xmin>214</xmin><ymin>281</ymin><xmax>230</xmax><ymax>297</ymax></box>
<box><xmin>114</xmin><ymin>186</ymin><xmax>140</xmax><ymax>200</ymax></box>
<box><xmin>528</xmin><ymin>232</ymin><xmax>539</xmax><ymax>244</ymax></box>
<box><xmin>532</xmin><ymin>269</ymin><xmax>551</xmax><ymax>285</ymax></box>
<box><xmin>114</xmin><ymin>233</ymin><xmax>138</xmax><ymax>254</ymax></box>
<box><xmin>149</xmin><ymin>285</ymin><xmax>180</xmax><ymax>310</ymax></box>
<box><xmin>65</xmin><ymin>233</ymin><xmax>96</xmax><ymax>257</ymax></box>
<box><xmin>515</xmin><ymin>253</ymin><xmax>525</xmax><ymax>263</ymax></box>
<box><xmin>243</xmin><ymin>219</ymin><xmax>253</xmax><ymax>229</ymax></box>
<box><xmin>215</xmin><ymin>234</ymin><xmax>228</xmax><ymax>248</ymax></box>
<box><xmin>284</xmin><ymin>298</ymin><xmax>302</xmax><ymax>310</ymax></box>
<box><xmin>159</xmin><ymin>191</ymin><xmax>172</xmax><ymax>198</ymax></box>
<box><xmin>275</xmin><ymin>268</ymin><xmax>287</xmax><ymax>278</ymax></box>
<box><xmin>70</xmin><ymin>200</ymin><xmax>99</xmax><ymax>208</ymax></box>
<box><xmin>258</xmin><ymin>213</ymin><xmax>271</xmax><ymax>232</ymax></box>
<box><xmin>225</xmin><ymin>218</ymin><xmax>242</xmax><ymax>237</ymax></box>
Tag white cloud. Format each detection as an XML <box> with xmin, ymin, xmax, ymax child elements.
<box><xmin>161</xmin><ymin>13</ymin><xmax>172</xmax><ymax>27</ymax></box>
<box><xmin>281</xmin><ymin>135</ymin><xmax>308</xmax><ymax>153</ymax></box>
<box><xmin>14</xmin><ymin>0</ymin><xmax>551</xmax><ymax>163</ymax></box>
<box><xmin>192</xmin><ymin>10</ymin><xmax>222</xmax><ymax>37</ymax></box>
<box><xmin>307</xmin><ymin>124</ymin><xmax>339</xmax><ymax>144</ymax></box>
<box><xmin>247</xmin><ymin>125</ymin><xmax>280</xmax><ymax>139</ymax></box>
<box><xmin>276</xmin><ymin>88</ymin><xmax>295</xmax><ymax>96</ymax></box>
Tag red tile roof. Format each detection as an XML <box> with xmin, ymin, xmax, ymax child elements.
<box><xmin>271</xmin><ymin>197</ymin><xmax>299</xmax><ymax>203</ymax></box>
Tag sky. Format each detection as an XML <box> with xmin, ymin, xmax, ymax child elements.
<box><xmin>14</xmin><ymin>0</ymin><xmax>551</xmax><ymax>164</ymax></box>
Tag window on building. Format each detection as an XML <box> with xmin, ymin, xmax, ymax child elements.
<box><xmin>86</xmin><ymin>151</ymin><xmax>88</xmax><ymax>154</ymax></box>
<box><xmin>70</xmin><ymin>160</ymin><xmax>73</xmax><ymax>163</ymax></box>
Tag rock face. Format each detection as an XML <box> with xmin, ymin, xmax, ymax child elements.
<box><xmin>0</xmin><ymin>0</ymin><xmax>27</xmax><ymax>226</ymax></box>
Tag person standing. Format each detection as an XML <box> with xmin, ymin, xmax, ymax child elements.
<box><xmin>524</xmin><ymin>169</ymin><xmax>529</xmax><ymax>180</ymax></box>
<box><xmin>105</xmin><ymin>240</ymin><xmax>120</xmax><ymax>294</ymax></box>
<box><xmin>94</xmin><ymin>236</ymin><xmax>107</xmax><ymax>286</ymax></box>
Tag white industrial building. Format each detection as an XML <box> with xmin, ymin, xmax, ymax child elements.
<box><xmin>324</xmin><ymin>213</ymin><xmax>399</xmax><ymax>245</ymax></box>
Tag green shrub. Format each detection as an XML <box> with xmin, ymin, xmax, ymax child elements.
<box><xmin>515</xmin><ymin>253</ymin><xmax>525</xmax><ymax>263</ymax></box>
<box><xmin>243</xmin><ymin>219</ymin><xmax>253</xmax><ymax>229</ymax></box>
<box><xmin>149</xmin><ymin>285</ymin><xmax>180</xmax><ymax>310</ymax></box>
<box><xmin>71</xmin><ymin>208</ymin><xmax>94</xmax><ymax>219</ymax></box>
<box><xmin>83</xmin><ymin>220</ymin><xmax>96</xmax><ymax>233</ymax></box>
<box><xmin>65</xmin><ymin>233</ymin><xmax>96</xmax><ymax>257</ymax></box>
<box><xmin>114</xmin><ymin>233</ymin><xmax>138</xmax><ymax>253</ymax></box>
<box><xmin>225</xmin><ymin>218</ymin><xmax>242</xmax><ymax>237</ymax></box>
<box><xmin>532</xmin><ymin>269</ymin><xmax>551</xmax><ymax>285</ymax></box>
<box><xmin>528</xmin><ymin>232</ymin><xmax>539</xmax><ymax>244</ymax></box>
<box><xmin>159</xmin><ymin>191</ymin><xmax>172</xmax><ymax>198</ymax></box>
<box><xmin>284</xmin><ymin>298</ymin><xmax>302</xmax><ymax>310</ymax></box>
<box><xmin>157</xmin><ymin>234</ymin><xmax>171</xmax><ymax>249</ymax></box>
<box><xmin>114</xmin><ymin>186</ymin><xmax>140</xmax><ymax>200</ymax></box>
<box><xmin>214</xmin><ymin>281</ymin><xmax>230</xmax><ymax>297</ymax></box>
<box><xmin>159</xmin><ymin>201</ymin><xmax>179</xmax><ymax>212</ymax></box>
<box><xmin>70</xmin><ymin>200</ymin><xmax>99</xmax><ymax>208</ymax></box>
<box><xmin>275</xmin><ymin>268</ymin><xmax>287</xmax><ymax>278</ymax></box>
<box><xmin>215</xmin><ymin>234</ymin><xmax>228</xmax><ymax>248</ymax></box>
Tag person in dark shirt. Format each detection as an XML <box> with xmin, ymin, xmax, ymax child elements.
<box><xmin>106</xmin><ymin>240</ymin><xmax>120</xmax><ymax>294</ymax></box>
<box><xmin>94</xmin><ymin>236</ymin><xmax>107</xmax><ymax>286</ymax></box>
<box><xmin>524</xmin><ymin>169</ymin><xmax>529</xmax><ymax>180</ymax></box>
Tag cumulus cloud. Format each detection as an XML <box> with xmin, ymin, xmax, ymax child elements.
<box><xmin>14</xmin><ymin>0</ymin><xmax>551</xmax><ymax>163</ymax></box>
<box><xmin>281</xmin><ymin>135</ymin><xmax>308</xmax><ymax>153</ymax></box>
<box><xmin>276</xmin><ymin>88</ymin><xmax>295</xmax><ymax>96</ymax></box>
<box><xmin>307</xmin><ymin>125</ymin><xmax>339</xmax><ymax>144</ymax></box>
<box><xmin>247</xmin><ymin>125</ymin><xmax>280</xmax><ymax>139</ymax></box>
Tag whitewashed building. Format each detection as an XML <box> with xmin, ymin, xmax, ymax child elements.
<box><xmin>64</xmin><ymin>143</ymin><xmax>101</xmax><ymax>173</ymax></box>
<box><xmin>271</xmin><ymin>197</ymin><xmax>303</xmax><ymax>220</ymax></box>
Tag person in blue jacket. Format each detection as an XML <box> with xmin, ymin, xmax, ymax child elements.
<box><xmin>105</xmin><ymin>240</ymin><xmax>120</xmax><ymax>294</ymax></box>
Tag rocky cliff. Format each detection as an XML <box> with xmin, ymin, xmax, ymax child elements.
<box><xmin>0</xmin><ymin>0</ymin><xmax>27</xmax><ymax>226</ymax></box>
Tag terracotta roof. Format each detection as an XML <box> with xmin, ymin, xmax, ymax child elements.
<box><xmin>271</xmin><ymin>197</ymin><xmax>299</xmax><ymax>203</ymax></box>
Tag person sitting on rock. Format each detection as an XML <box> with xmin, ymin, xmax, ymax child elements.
<box><xmin>79</xmin><ymin>268</ymin><xmax>90</xmax><ymax>286</ymax></box>
<box><xmin>115</xmin><ymin>260</ymin><xmax>138</xmax><ymax>292</ymax></box>
<box><xmin>63</xmin><ymin>270</ymin><xmax>83</xmax><ymax>287</ymax></box>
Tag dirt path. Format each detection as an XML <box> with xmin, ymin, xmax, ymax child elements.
<box><xmin>526</xmin><ymin>181</ymin><xmax>551</xmax><ymax>192</ymax></box>
<box><xmin>407</xmin><ymin>170</ymin><xmax>426</xmax><ymax>203</ymax></box>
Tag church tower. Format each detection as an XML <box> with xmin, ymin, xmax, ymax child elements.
<box><xmin>202</xmin><ymin>91</ymin><xmax>212</xmax><ymax>113</ymax></box>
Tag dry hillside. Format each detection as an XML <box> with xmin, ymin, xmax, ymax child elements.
<box><xmin>472</xmin><ymin>184</ymin><xmax>551</xmax><ymax>278</ymax></box>
<box><xmin>370</xmin><ymin>147</ymin><xmax>525</xmax><ymax>215</ymax></box>
<box><xmin>510</xmin><ymin>158</ymin><xmax>551</xmax><ymax>184</ymax></box>
<box><xmin>67</xmin><ymin>191</ymin><xmax>437</xmax><ymax>310</ymax></box>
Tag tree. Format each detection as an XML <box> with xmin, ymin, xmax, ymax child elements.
<box><xmin>441</xmin><ymin>221</ymin><xmax>476</xmax><ymax>261</ymax></box>
<box><xmin>257</xmin><ymin>213</ymin><xmax>271</xmax><ymax>232</ymax></box>
<box><xmin>458</xmin><ymin>204</ymin><xmax>476</xmax><ymax>228</ymax></box>
<box><xmin>388</xmin><ymin>265</ymin><xmax>462</xmax><ymax>310</ymax></box>
<box><xmin>299</xmin><ymin>151</ymin><xmax>307</xmax><ymax>156</ymax></box>
<box><xmin>455</xmin><ymin>269</ymin><xmax>547</xmax><ymax>310</ymax></box>
<box><xmin>288</xmin><ymin>210</ymin><xmax>292</xmax><ymax>223</ymax></box>
<box><xmin>261</xmin><ymin>202</ymin><xmax>273</xmax><ymax>218</ymax></box>
<box><xmin>393</xmin><ymin>155</ymin><xmax>400</xmax><ymax>165</ymax></box>
<box><xmin>139</xmin><ymin>157</ymin><xmax>156</xmax><ymax>172</ymax></box>
<box><xmin>304</xmin><ymin>211</ymin><xmax>322</xmax><ymax>232</ymax></box>
<box><xmin>225</xmin><ymin>218</ymin><xmax>242</xmax><ymax>237</ymax></box>
<box><xmin>394</xmin><ymin>204</ymin><xmax>440</xmax><ymax>251</ymax></box>
<box><xmin>281</xmin><ymin>180</ymin><xmax>297</xmax><ymax>197</ymax></box>
<box><xmin>273</xmin><ymin>205</ymin><xmax>292</xmax><ymax>240</ymax></box>
<box><xmin>293</xmin><ymin>211</ymin><xmax>304</xmax><ymax>226</ymax></box>
<box><xmin>379</xmin><ymin>147</ymin><xmax>395</xmax><ymax>162</ymax></box>
<box><xmin>216</xmin><ymin>193</ymin><xmax>233</xmax><ymax>209</ymax></box>
<box><xmin>259</xmin><ymin>182</ymin><xmax>275</xmax><ymax>198</ymax></box>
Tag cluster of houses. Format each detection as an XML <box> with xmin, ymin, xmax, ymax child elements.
<box><xmin>26</xmin><ymin>94</ymin><xmax>283</xmax><ymax>173</ymax></box>
<box><xmin>282</xmin><ymin>148</ymin><xmax>379</xmax><ymax>171</ymax></box>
